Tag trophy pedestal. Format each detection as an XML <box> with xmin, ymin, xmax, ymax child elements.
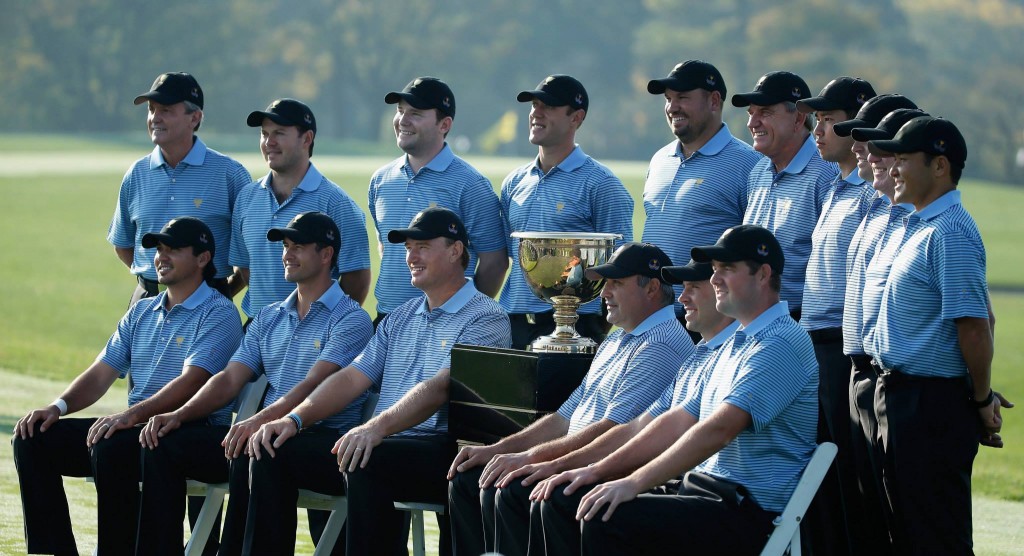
<box><xmin>449</xmin><ymin>344</ymin><xmax>593</xmax><ymax>445</ymax></box>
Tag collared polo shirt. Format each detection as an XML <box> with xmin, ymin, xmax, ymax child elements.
<box><xmin>743</xmin><ymin>136</ymin><xmax>838</xmax><ymax>309</ymax></box>
<box><xmin>230</xmin><ymin>162</ymin><xmax>371</xmax><ymax>317</ymax></box>
<box><xmin>108</xmin><ymin>137</ymin><xmax>251</xmax><ymax>280</ymax></box>
<box><xmin>351</xmin><ymin>279</ymin><xmax>511</xmax><ymax>437</ymax></box>
<box><xmin>683</xmin><ymin>301</ymin><xmax>818</xmax><ymax>513</ymax></box>
<box><xmin>556</xmin><ymin>306</ymin><xmax>692</xmax><ymax>433</ymax></box>
<box><xmin>801</xmin><ymin>170</ymin><xmax>875</xmax><ymax>331</ymax></box>
<box><xmin>641</xmin><ymin>125</ymin><xmax>762</xmax><ymax>316</ymax></box>
<box><xmin>647</xmin><ymin>319</ymin><xmax>741</xmax><ymax>418</ymax></box>
<box><xmin>368</xmin><ymin>144</ymin><xmax>505</xmax><ymax>314</ymax></box>
<box><xmin>100</xmin><ymin>282</ymin><xmax>242</xmax><ymax>426</ymax></box>
<box><xmin>231</xmin><ymin>282</ymin><xmax>373</xmax><ymax>432</ymax></box>
<box><xmin>870</xmin><ymin>191</ymin><xmax>989</xmax><ymax>378</ymax></box>
<box><xmin>499</xmin><ymin>145</ymin><xmax>634</xmax><ymax>315</ymax></box>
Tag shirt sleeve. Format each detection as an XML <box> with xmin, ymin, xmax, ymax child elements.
<box><xmin>444</xmin><ymin>310</ymin><xmax>512</xmax><ymax>369</ymax></box>
<box><xmin>185</xmin><ymin>303</ymin><xmax>243</xmax><ymax>375</ymax></box>
<box><xmin>329</xmin><ymin>187</ymin><xmax>372</xmax><ymax>274</ymax></box>
<box><xmin>228</xmin><ymin>188</ymin><xmax>250</xmax><ymax>269</ymax></box>
<box><xmin>460</xmin><ymin>175</ymin><xmax>507</xmax><ymax>254</ymax></box>
<box><xmin>351</xmin><ymin>319</ymin><xmax>391</xmax><ymax>387</ymax></box>
<box><xmin>319</xmin><ymin>309</ymin><xmax>374</xmax><ymax>369</ymax></box>
<box><xmin>932</xmin><ymin>229</ymin><xmax>990</xmax><ymax>321</ymax></box>
<box><xmin>230</xmin><ymin>308</ymin><xmax>269</xmax><ymax>376</ymax></box>
<box><xmin>98</xmin><ymin>301</ymin><xmax>144</xmax><ymax>378</ymax></box>
<box><xmin>590</xmin><ymin>173</ymin><xmax>634</xmax><ymax>245</ymax></box>
<box><xmin>722</xmin><ymin>336</ymin><xmax>812</xmax><ymax>432</ymax></box>
<box><xmin>107</xmin><ymin>167</ymin><xmax>137</xmax><ymax>248</ymax></box>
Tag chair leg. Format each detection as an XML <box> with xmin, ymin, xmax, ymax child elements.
<box><xmin>312</xmin><ymin>505</ymin><xmax>349</xmax><ymax>556</ymax></box>
<box><xmin>790</xmin><ymin>527</ymin><xmax>801</xmax><ymax>556</ymax></box>
<box><xmin>410</xmin><ymin>509</ymin><xmax>425</xmax><ymax>556</ymax></box>
<box><xmin>184</xmin><ymin>485</ymin><xmax>228</xmax><ymax>556</ymax></box>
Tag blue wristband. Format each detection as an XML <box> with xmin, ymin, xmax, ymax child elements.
<box><xmin>286</xmin><ymin>412</ymin><xmax>303</xmax><ymax>431</ymax></box>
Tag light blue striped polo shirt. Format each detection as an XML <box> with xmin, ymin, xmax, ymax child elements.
<box><xmin>99</xmin><ymin>282</ymin><xmax>242</xmax><ymax>426</ymax></box>
<box><xmin>647</xmin><ymin>319</ymin><xmax>740</xmax><ymax>418</ymax></box>
<box><xmin>800</xmin><ymin>170</ymin><xmax>875</xmax><ymax>331</ymax></box>
<box><xmin>229</xmin><ymin>163</ymin><xmax>371</xmax><ymax>317</ymax></box>
<box><xmin>842</xmin><ymin>195</ymin><xmax>912</xmax><ymax>355</ymax></box>
<box><xmin>368</xmin><ymin>144</ymin><xmax>506</xmax><ymax>314</ymax></box>
<box><xmin>231</xmin><ymin>282</ymin><xmax>373</xmax><ymax>432</ymax></box>
<box><xmin>556</xmin><ymin>306</ymin><xmax>692</xmax><ymax>433</ymax></box>
<box><xmin>499</xmin><ymin>145</ymin><xmax>634</xmax><ymax>315</ymax></box>
<box><xmin>683</xmin><ymin>301</ymin><xmax>818</xmax><ymax>513</ymax></box>
<box><xmin>351</xmin><ymin>279</ymin><xmax>511</xmax><ymax>437</ymax></box>
<box><xmin>641</xmin><ymin>125</ymin><xmax>763</xmax><ymax>316</ymax></box>
<box><xmin>108</xmin><ymin>137</ymin><xmax>251</xmax><ymax>280</ymax></box>
<box><xmin>870</xmin><ymin>191</ymin><xmax>989</xmax><ymax>378</ymax></box>
<box><xmin>743</xmin><ymin>136</ymin><xmax>839</xmax><ymax>309</ymax></box>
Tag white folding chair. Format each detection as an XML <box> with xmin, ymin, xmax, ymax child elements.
<box><xmin>394</xmin><ymin>501</ymin><xmax>446</xmax><ymax>556</ymax></box>
<box><xmin>759</xmin><ymin>442</ymin><xmax>838</xmax><ymax>556</ymax></box>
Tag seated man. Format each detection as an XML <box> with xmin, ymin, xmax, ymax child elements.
<box><xmin>248</xmin><ymin>207</ymin><xmax>511</xmax><ymax>556</ymax></box>
<box><xmin>13</xmin><ymin>217</ymin><xmax>242</xmax><ymax>556</ymax></box>
<box><xmin>528</xmin><ymin>259</ymin><xmax>739</xmax><ymax>555</ymax></box>
<box><xmin>136</xmin><ymin>212</ymin><xmax>373</xmax><ymax>556</ymax></box>
<box><xmin>448</xmin><ymin>242</ymin><xmax>692</xmax><ymax>556</ymax></box>
<box><xmin>537</xmin><ymin>225</ymin><xmax>817</xmax><ymax>556</ymax></box>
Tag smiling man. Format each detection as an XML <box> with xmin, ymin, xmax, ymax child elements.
<box><xmin>368</xmin><ymin>77</ymin><xmax>507</xmax><ymax>325</ymax></box>
<box><xmin>230</xmin><ymin>99</ymin><xmax>371</xmax><ymax>320</ymax></box>
<box><xmin>498</xmin><ymin>74</ymin><xmax>634</xmax><ymax>348</ymax></box>
<box><xmin>109</xmin><ymin>72</ymin><xmax>251</xmax><ymax>305</ymax></box>
<box><xmin>448</xmin><ymin>242</ymin><xmax>690</xmax><ymax>556</ymax></box>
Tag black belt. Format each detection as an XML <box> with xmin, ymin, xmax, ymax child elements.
<box><xmin>850</xmin><ymin>354</ymin><xmax>874</xmax><ymax>373</ymax></box>
<box><xmin>808</xmin><ymin>327</ymin><xmax>843</xmax><ymax>344</ymax></box>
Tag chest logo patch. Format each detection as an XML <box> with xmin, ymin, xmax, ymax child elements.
<box><xmin>429</xmin><ymin>201</ymin><xmax>438</xmax><ymax>208</ymax></box>
<box><xmin>175</xmin><ymin>336</ymin><xmax>184</xmax><ymax>346</ymax></box>
<box><xmin>440</xmin><ymin>339</ymin><xmax>447</xmax><ymax>348</ymax></box>
<box><xmin>194</xmin><ymin>199</ymin><xmax>203</xmax><ymax>208</ymax></box>
<box><xmin>695</xmin><ymin>178</ymin><xmax>704</xmax><ymax>185</ymax></box>
<box><xmin>556</xmin><ymin>202</ymin><xmax>565</xmax><ymax>212</ymax></box>
<box><xmin>313</xmin><ymin>339</ymin><xmax>322</xmax><ymax>351</ymax></box>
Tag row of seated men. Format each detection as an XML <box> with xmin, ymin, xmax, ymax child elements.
<box><xmin>14</xmin><ymin>59</ymin><xmax>1006</xmax><ymax>556</ymax></box>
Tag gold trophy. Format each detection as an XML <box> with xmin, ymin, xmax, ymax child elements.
<box><xmin>511</xmin><ymin>232</ymin><xmax>620</xmax><ymax>353</ymax></box>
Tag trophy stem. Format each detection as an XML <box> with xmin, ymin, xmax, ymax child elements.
<box><xmin>529</xmin><ymin>295</ymin><xmax>599</xmax><ymax>354</ymax></box>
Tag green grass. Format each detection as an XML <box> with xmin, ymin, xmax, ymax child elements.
<box><xmin>1</xmin><ymin>139</ymin><xmax>1023</xmax><ymax>554</ymax></box>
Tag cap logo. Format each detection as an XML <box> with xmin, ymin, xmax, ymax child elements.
<box><xmin>304</xmin><ymin>113</ymin><xmax>312</xmax><ymax>125</ymax></box>
<box><xmin>706</xmin><ymin>75</ymin><xmax>716</xmax><ymax>86</ymax></box>
<box><xmin>574</xmin><ymin>93</ymin><xmax>583</xmax><ymax>106</ymax></box>
<box><xmin>448</xmin><ymin>223</ymin><xmax>458</xmax><ymax>234</ymax></box>
<box><xmin>648</xmin><ymin>258</ymin><xmax>661</xmax><ymax>271</ymax></box>
<box><xmin>757</xmin><ymin>244</ymin><xmax>769</xmax><ymax>257</ymax></box>
<box><xmin>326</xmin><ymin>230</ymin><xmax>335</xmax><ymax>241</ymax></box>
<box><xmin>791</xmin><ymin>87</ymin><xmax>802</xmax><ymax>98</ymax></box>
<box><xmin>856</xmin><ymin>93</ymin><xmax>867</xmax><ymax>104</ymax></box>
<box><xmin>190</xmin><ymin>88</ymin><xmax>199</xmax><ymax>99</ymax></box>
<box><xmin>442</xmin><ymin>96</ymin><xmax>451</xmax><ymax>108</ymax></box>
<box><xmin>933</xmin><ymin>139</ymin><xmax>947</xmax><ymax>153</ymax></box>
<box><xmin>199</xmin><ymin>233</ymin><xmax>209</xmax><ymax>245</ymax></box>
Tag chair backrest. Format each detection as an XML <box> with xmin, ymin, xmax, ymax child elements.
<box><xmin>759</xmin><ymin>441</ymin><xmax>838</xmax><ymax>556</ymax></box>
<box><xmin>235</xmin><ymin>374</ymin><xmax>269</xmax><ymax>422</ymax></box>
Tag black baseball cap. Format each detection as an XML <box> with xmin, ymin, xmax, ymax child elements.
<box><xmin>387</xmin><ymin>207</ymin><xmax>468</xmax><ymax>245</ymax></box>
<box><xmin>585</xmin><ymin>242</ymin><xmax>672</xmax><ymax>280</ymax></box>
<box><xmin>851</xmin><ymin>109</ymin><xmax>929</xmax><ymax>142</ymax></box>
<box><xmin>133</xmin><ymin>72</ymin><xmax>204</xmax><ymax>109</ymax></box>
<box><xmin>648</xmin><ymin>60</ymin><xmax>727</xmax><ymax>97</ymax></box>
<box><xmin>660</xmin><ymin>260</ymin><xmax>713</xmax><ymax>284</ymax></box>
<box><xmin>385</xmin><ymin>77</ymin><xmax>456</xmax><ymax>118</ymax></box>
<box><xmin>731</xmin><ymin>71</ymin><xmax>810</xmax><ymax>107</ymax></box>
<box><xmin>868</xmin><ymin>116</ymin><xmax>967</xmax><ymax>169</ymax></box>
<box><xmin>141</xmin><ymin>216</ymin><xmax>215</xmax><ymax>256</ymax></box>
<box><xmin>247</xmin><ymin>99</ymin><xmax>316</xmax><ymax>133</ymax></box>
<box><xmin>833</xmin><ymin>94</ymin><xmax>918</xmax><ymax>137</ymax></box>
<box><xmin>517</xmin><ymin>75</ymin><xmax>589</xmax><ymax>112</ymax></box>
<box><xmin>267</xmin><ymin>211</ymin><xmax>341</xmax><ymax>253</ymax></box>
<box><xmin>692</xmin><ymin>225</ymin><xmax>784</xmax><ymax>275</ymax></box>
<box><xmin>796</xmin><ymin>76</ymin><xmax>876</xmax><ymax>114</ymax></box>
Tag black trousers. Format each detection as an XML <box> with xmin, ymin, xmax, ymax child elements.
<box><xmin>344</xmin><ymin>436</ymin><xmax>457</xmax><ymax>556</ymax></box>
<box><xmin>13</xmin><ymin>418</ymin><xmax>140</xmax><ymax>556</ymax></box>
<box><xmin>449</xmin><ymin>466</ymin><xmax>494</xmax><ymax>555</ymax></box>
<box><xmin>508</xmin><ymin>313</ymin><xmax>608</xmax><ymax>351</ymax></box>
<box><xmin>244</xmin><ymin>427</ymin><xmax>348</xmax><ymax>556</ymax></box>
<box><xmin>581</xmin><ymin>473</ymin><xmax>773</xmax><ymax>556</ymax></box>
<box><xmin>494</xmin><ymin>478</ymin><xmax>544</xmax><ymax>556</ymax></box>
<box><xmin>875</xmin><ymin>370</ymin><xmax>979</xmax><ymax>555</ymax></box>
<box><xmin>848</xmin><ymin>356</ymin><xmax>894</xmax><ymax>555</ymax></box>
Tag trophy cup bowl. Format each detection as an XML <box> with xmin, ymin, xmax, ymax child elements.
<box><xmin>510</xmin><ymin>231</ymin><xmax>621</xmax><ymax>353</ymax></box>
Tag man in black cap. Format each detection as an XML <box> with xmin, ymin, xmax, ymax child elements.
<box><xmin>734</xmin><ymin>71</ymin><xmax>836</xmax><ymax>320</ymax></box>
<box><xmin>109</xmin><ymin>72</ymin><xmax>251</xmax><ymax>305</ymax></box>
<box><xmin>641</xmin><ymin>61</ymin><xmax>761</xmax><ymax>337</ymax></box>
<box><xmin>498</xmin><ymin>74</ymin><xmax>635</xmax><ymax>349</ymax></box>
<box><xmin>369</xmin><ymin>77</ymin><xmax>507</xmax><ymax>326</ymax></box>
<box><xmin>14</xmin><ymin>217</ymin><xmax>243</xmax><ymax>556</ymax></box>
<box><xmin>250</xmin><ymin>207</ymin><xmax>511</xmax><ymax>556</ymax></box>
<box><xmin>865</xmin><ymin>117</ymin><xmax>1011</xmax><ymax>554</ymax></box>
<box><xmin>137</xmin><ymin>211</ymin><xmax>373</xmax><ymax>556</ymax></box>
<box><xmin>449</xmin><ymin>242</ymin><xmax>691</xmax><ymax>556</ymax></box>
<box><xmin>231</xmin><ymin>99</ymin><xmax>371</xmax><ymax>322</ymax></box>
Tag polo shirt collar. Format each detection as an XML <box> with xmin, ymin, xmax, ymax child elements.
<box><xmin>259</xmin><ymin>162</ymin><xmax>324</xmax><ymax>193</ymax></box>
<box><xmin>151</xmin><ymin>136</ymin><xmax>207</xmax><ymax>170</ymax></box>
<box><xmin>415</xmin><ymin>278</ymin><xmax>477</xmax><ymax>315</ymax></box>
<box><xmin>625</xmin><ymin>305</ymin><xmax>677</xmax><ymax>338</ymax></box>
<box><xmin>777</xmin><ymin>135</ymin><xmax>817</xmax><ymax>176</ymax></box>
<box><xmin>279</xmin><ymin>281</ymin><xmax>344</xmax><ymax>314</ymax></box>
<box><xmin>675</xmin><ymin>123</ymin><xmax>734</xmax><ymax>159</ymax></box>
<box><xmin>149</xmin><ymin>281</ymin><xmax>214</xmax><ymax>313</ymax></box>
<box><xmin>529</xmin><ymin>144</ymin><xmax>587</xmax><ymax>175</ymax></box>
<box><xmin>737</xmin><ymin>301</ymin><xmax>790</xmax><ymax>336</ymax></box>
<box><xmin>842</xmin><ymin>168</ymin><xmax>866</xmax><ymax>186</ymax></box>
<box><xmin>702</xmin><ymin>319</ymin><xmax>741</xmax><ymax>350</ymax></box>
<box><xmin>408</xmin><ymin>143</ymin><xmax>455</xmax><ymax>174</ymax></box>
<box><xmin>913</xmin><ymin>190</ymin><xmax>961</xmax><ymax>222</ymax></box>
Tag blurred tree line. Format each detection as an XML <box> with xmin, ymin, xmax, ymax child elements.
<box><xmin>2</xmin><ymin>0</ymin><xmax>1023</xmax><ymax>182</ymax></box>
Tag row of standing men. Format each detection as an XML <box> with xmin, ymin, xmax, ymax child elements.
<box><xmin>13</xmin><ymin>59</ymin><xmax>1008</xmax><ymax>556</ymax></box>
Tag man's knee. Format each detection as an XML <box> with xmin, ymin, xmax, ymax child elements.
<box><xmin>450</xmin><ymin>466</ymin><xmax>483</xmax><ymax>503</ymax></box>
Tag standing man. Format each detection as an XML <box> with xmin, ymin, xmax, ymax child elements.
<box><xmin>248</xmin><ymin>207</ymin><xmax>511</xmax><ymax>556</ymax></box>
<box><xmin>794</xmin><ymin>76</ymin><xmax>876</xmax><ymax>556</ymax></box>
<box><xmin>109</xmin><ymin>72</ymin><xmax>251</xmax><ymax>304</ymax></box>
<box><xmin>232</xmin><ymin>99</ymin><xmax>371</xmax><ymax>319</ymax></box>
<box><xmin>14</xmin><ymin>217</ymin><xmax>242</xmax><ymax>556</ymax></box>
<box><xmin>641</xmin><ymin>60</ymin><xmax>762</xmax><ymax>331</ymax></box>
<box><xmin>734</xmin><ymin>71</ymin><xmax>837</xmax><ymax>319</ymax></box>
<box><xmin>136</xmin><ymin>212</ymin><xmax>373</xmax><ymax>556</ymax></box>
<box><xmin>369</xmin><ymin>77</ymin><xmax>507</xmax><ymax>323</ymax></box>
<box><xmin>867</xmin><ymin>117</ymin><xmax>1009</xmax><ymax>554</ymax></box>
<box><xmin>449</xmin><ymin>243</ymin><xmax>690</xmax><ymax>555</ymax></box>
<box><xmin>498</xmin><ymin>74</ymin><xmax>634</xmax><ymax>348</ymax></box>
<box><xmin>533</xmin><ymin>225</ymin><xmax>817</xmax><ymax>556</ymax></box>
